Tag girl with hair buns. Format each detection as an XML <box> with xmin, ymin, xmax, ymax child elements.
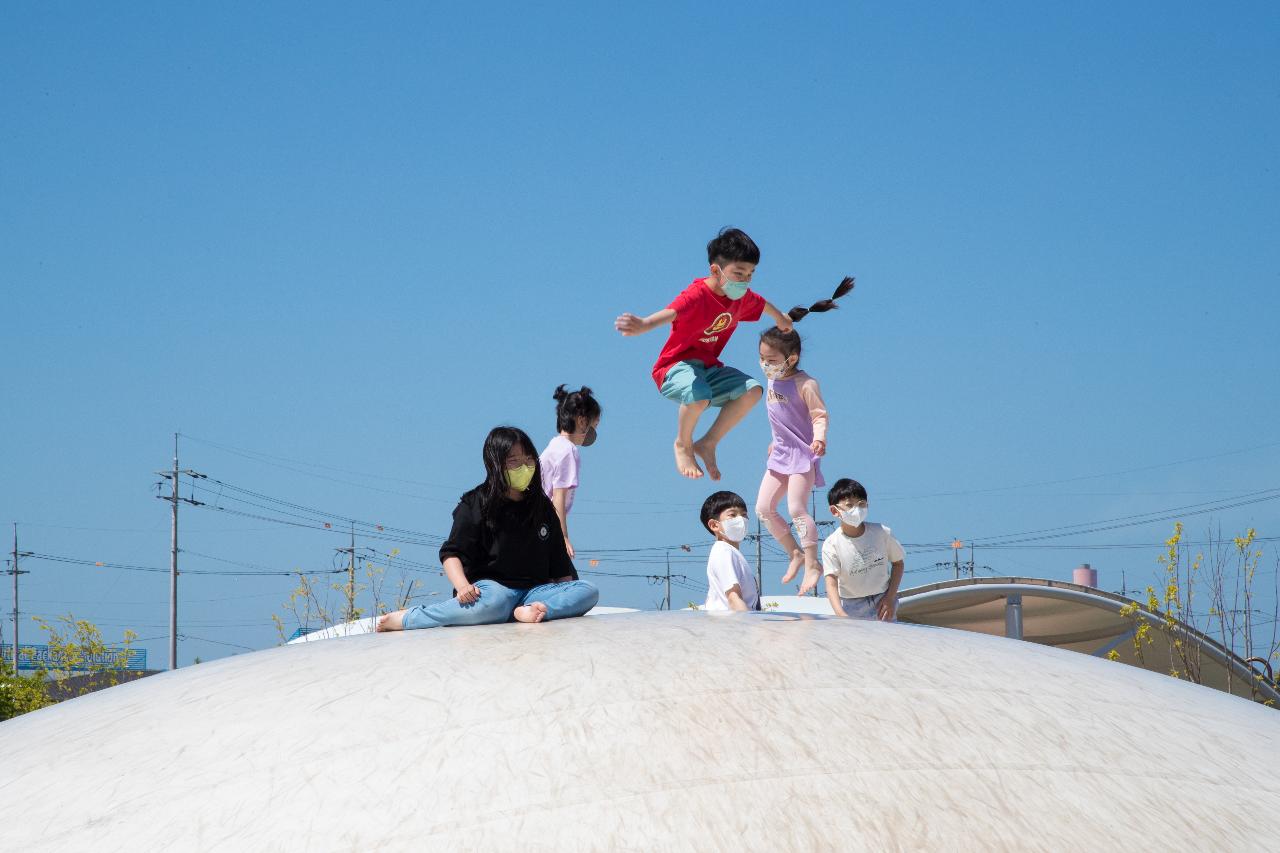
<box><xmin>539</xmin><ymin>385</ymin><xmax>602</xmax><ymax>558</ymax></box>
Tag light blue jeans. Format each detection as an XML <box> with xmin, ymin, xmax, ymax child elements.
<box><xmin>841</xmin><ymin>591</ymin><xmax>895</xmax><ymax>621</ymax></box>
<box><xmin>402</xmin><ymin>579</ymin><xmax>599</xmax><ymax>630</ymax></box>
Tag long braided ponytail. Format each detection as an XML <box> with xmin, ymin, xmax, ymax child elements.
<box><xmin>787</xmin><ymin>276</ymin><xmax>855</xmax><ymax>323</ymax></box>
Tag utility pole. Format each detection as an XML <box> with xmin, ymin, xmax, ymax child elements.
<box><xmin>664</xmin><ymin>550</ymin><xmax>672</xmax><ymax>611</ymax></box>
<box><xmin>334</xmin><ymin>526</ymin><xmax>374</xmax><ymax>623</ymax></box>
<box><xmin>962</xmin><ymin>544</ymin><xmax>991</xmax><ymax>579</ymax></box>
<box><xmin>952</xmin><ymin>539</ymin><xmax>963</xmax><ymax>579</ymax></box>
<box><xmin>155</xmin><ymin>434</ymin><xmax>205</xmax><ymax>671</ymax></box>
<box><xmin>754</xmin><ymin>517</ymin><xmax>763</xmax><ymax>610</ymax></box>
<box><xmin>169</xmin><ymin>435</ymin><xmax>178</xmax><ymax>669</ymax></box>
<box><xmin>347</xmin><ymin>524</ymin><xmax>356</xmax><ymax>622</ymax></box>
<box><xmin>665</xmin><ymin>550</ymin><xmax>675</xmax><ymax>612</ymax></box>
<box><xmin>7</xmin><ymin>524</ymin><xmax>32</xmax><ymax>674</ymax></box>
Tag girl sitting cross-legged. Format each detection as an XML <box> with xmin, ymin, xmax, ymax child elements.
<box><xmin>376</xmin><ymin>425</ymin><xmax>599</xmax><ymax>631</ymax></box>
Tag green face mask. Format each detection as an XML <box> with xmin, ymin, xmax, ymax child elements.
<box><xmin>505</xmin><ymin>463</ymin><xmax>536</xmax><ymax>492</ymax></box>
<box><xmin>722</xmin><ymin>279</ymin><xmax>749</xmax><ymax>300</ymax></box>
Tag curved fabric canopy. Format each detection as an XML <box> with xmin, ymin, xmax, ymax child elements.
<box><xmin>897</xmin><ymin>576</ymin><xmax>1280</xmax><ymax>704</ymax></box>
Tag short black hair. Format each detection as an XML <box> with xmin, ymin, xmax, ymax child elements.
<box><xmin>826</xmin><ymin>478</ymin><xmax>868</xmax><ymax>507</ymax></box>
<box><xmin>552</xmin><ymin>385</ymin><xmax>602</xmax><ymax>434</ymax></box>
<box><xmin>706</xmin><ymin>227</ymin><xmax>760</xmax><ymax>267</ymax></box>
<box><xmin>700</xmin><ymin>490</ymin><xmax>747</xmax><ymax>533</ymax></box>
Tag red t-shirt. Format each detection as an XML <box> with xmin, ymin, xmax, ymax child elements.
<box><xmin>651</xmin><ymin>278</ymin><xmax>766</xmax><ymax>388</ymax></box>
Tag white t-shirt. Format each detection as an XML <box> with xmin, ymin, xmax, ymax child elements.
<box><xmin>539</xmin><ymin>435</ymin><xmax>580</xmax><ymax>514</ymax></box>
<box><xmin>704</xmin><ymin>540</ymin><xmax>759</xmax><ymax>611</ymax></box>
<box><xmin>821</xmin><ymin>522</ymin><xmax>905</xmax><ymax>599</ymax></box>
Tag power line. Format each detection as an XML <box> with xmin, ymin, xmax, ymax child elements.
<box><xmin>971</xmin><ymin>490</ymin><xmax>1280</xmax><ymax>547</ymax></box>
<box><xmin>900</xmin><ymin>488</ymin><xmax>1280</xmax><ymax>553</ymax></box>
<box><xmin>178</xmin><ymin>633</ymin><xmax>256</xmax><ymax>652</ymax></box>
<box><xmin>877</xmin><ymin>439</ymin><xmax>1280</xmax><ymax>500</ymax></box>
<box><xmin>180</xmin><ymin>432</ymin><xmax>703</xmax><ymax>511</ymax></box>
<box><xmin>24</xmin><ymin>552</ymin><xmax>345</xmax><ymax>577</ymax></box>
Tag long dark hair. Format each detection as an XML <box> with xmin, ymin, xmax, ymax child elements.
<box><xmin>477</xmin><ymin>425</ymin><xmax>549</xmax><ymax>522</ymax></box>
<box><xmin>788</xmin><ymin>276</ymin><xmax>855</xmax><ymax>323</ymax></box>
<box><xmin>553</xmin><ymin>384</ymin><xmax>602</xmax><ymax>434</ymax></box>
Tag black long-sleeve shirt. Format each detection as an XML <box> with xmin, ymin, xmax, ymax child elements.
<box><xmin>438</xmin><ymin>488</ymin><xmax>577</xmax><ymax>588</ymax></box>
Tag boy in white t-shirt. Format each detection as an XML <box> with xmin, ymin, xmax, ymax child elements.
<box><xmin>699</xmin><ymin>491</ymin><xmax>760</xmax><ymax>612</ymax></box>
<box><xmin>821</xmin><ymin>478</ymin><xmax>905</xmax><ymax>621</ymax></box>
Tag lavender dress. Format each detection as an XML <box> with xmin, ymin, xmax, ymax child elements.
<box><xmin>765</xmin><ymin>371</ymin><xmax>825</xmax><ymax>486</ymax></box>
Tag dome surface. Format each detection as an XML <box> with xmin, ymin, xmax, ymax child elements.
<box><xmin>2</xmin><ymin>611</ymin><xmax>1277</xmax><ymax>851</ymax></box>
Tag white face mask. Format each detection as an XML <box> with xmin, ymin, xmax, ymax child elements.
<box><xmin>839</xmin><ymin>505</ymin><xmax>867</xmax><ymax>527</ymax></box>
<box><xmin>719</xmin><ymin>515</ymin><xmax>748</xmax><ymax>542</ymax></box>
<box><xmin>760</xmin><ymin>359</ymin><xmax>790</xmax><ymax>381</ymax></box>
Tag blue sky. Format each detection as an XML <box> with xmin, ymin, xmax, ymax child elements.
<box><xmin>3</xmin><ymin>2</ymin><xmax>1278</xmax><ymax>665</ymax></box>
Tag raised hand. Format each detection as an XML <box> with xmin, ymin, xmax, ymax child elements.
<box><xmin>614</xmin><ymin>313</ymin><xmax>646</xmax><ymax>335</ymax></box>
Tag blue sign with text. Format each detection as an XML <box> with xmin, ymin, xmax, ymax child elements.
<box><xmin>1</xmin><ymin>644</ymin><xmax>147</xmax><ymax>672</ymax></box>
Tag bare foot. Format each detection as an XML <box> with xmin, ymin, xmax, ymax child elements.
<box><xmin>780</xmin><ymin>551</ymin><xmax>804</xmax><ymax>585</ymax></box>
<box><xmin>513</xmin><ymin>602</ymin><xmax>548</xmax><ymax>623</ymax></box>
<box><xmin>798</xmin><ymin>557</ymin><xmax>822</xmax><ymax>596</ymax></box>
<box><xmin>692</xmin><ymin>437</ymin><xmax>721</xmax><ymax>481</ymax></box>
<box><xmin>376</xmin><ymin>610</ymin><xmax>406</xmax><ymax>632</ymax></box>
<box><xmin>673</xmin><ymin>440</ymin><xmax>704</xmax><ymax>479</ymax></box>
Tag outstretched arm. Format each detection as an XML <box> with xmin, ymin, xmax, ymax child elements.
<box><xmin>761</xmin><ymin>301</ymin><xmax>794</xmax><ymax>332</ymax></box>
<box><xmin>615</xmin><ymin>308</ymin><xmax>676</xmax><ymax>336</ymax></box>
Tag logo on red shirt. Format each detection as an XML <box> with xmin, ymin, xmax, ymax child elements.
<box><xmin>703</xmin><ymin>312</ymin><xmax>733</xmax><ymax>335</ymax></box>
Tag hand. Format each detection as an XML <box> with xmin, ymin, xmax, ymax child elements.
<box><xmin>877</xmin><ymin>596</ymin><xmax>896</xmax><ymax>621</ymax></box>
<box><xmin>614</xmin><ymin>313</ymin><xmax>646</xmax><ymax>335</ymax></box>
<box><xmin>456</xmin><ymin>583</ymin><xmax>481</xmax><ymax>605</ymax></box>
<box><xmin>810</xmin><ymin>439</ymin><xmax>826</xmax><ymax>457</ymax></box>
<box><xmin>775</xmin><ymin>315</ymin><xmax>794</xmax><ymax>333</ymax></box>
<box><xmin>564</xmin><ymin>538</ymin><xmax>575</xmax><ymax>559</ymax></box>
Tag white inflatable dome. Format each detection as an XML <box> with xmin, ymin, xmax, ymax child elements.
<box><xmin>2</xmin><ymin>611</ymin><xmax>1278</xmax><ymax>850</ymax></box>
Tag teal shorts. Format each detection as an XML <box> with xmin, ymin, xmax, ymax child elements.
<box><xmin>659</xmin><ymin>360</ymin><xmax>761</xmax><ymax>407</ymax></box>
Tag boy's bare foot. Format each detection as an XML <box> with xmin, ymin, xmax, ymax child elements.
<box><xmin>799</xmin><ymin>557</ymin><xmax>822</xmax><ymax>596</ymax></box>
<box><xmin>673</xmin><ymin>440</ymin><xmax>704</xmax><ymax>479</ymax></box>
<box><xmin>692</xmin><ymin>437</ymin><xmax>721</xmax><ymax>481</ymax></box>
<box><xmin>376</xmin><ymin>610</ymin><xmax>406</xmax><ymax>632</ymax></box>
<box><xmin>513</xmin><ymin>602</ymin><xmax>548</xmax><ymax>623</ymax></box>
<box><xmin>780</xmin><ymin>551</ymin><xmax>804</xmax><ymax>585</ymax></box>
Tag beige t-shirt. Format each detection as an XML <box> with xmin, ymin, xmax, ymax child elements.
<box><xmin>821</xmin><ymin>522</ymin><xmax>905</xmax><ymax>599</ymax></box>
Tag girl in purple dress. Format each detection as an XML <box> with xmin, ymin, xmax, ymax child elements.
<box><xmin>755</xmin><ymin>327</ymin><xmax>829</xmax><ymax>595</ymax></box>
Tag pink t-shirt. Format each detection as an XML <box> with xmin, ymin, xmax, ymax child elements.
<box><xmin>539</xmin><ymin>435</ymin><xmax>580</xmax><ymax>514</ymax></box>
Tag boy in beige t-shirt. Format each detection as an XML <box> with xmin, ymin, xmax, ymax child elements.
<box><xmin>821</xmin><ymin>478</ymin><xmax>905</xmax><ymax>621</ymax></box>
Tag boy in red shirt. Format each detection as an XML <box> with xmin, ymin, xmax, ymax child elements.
<box><xmin>615</xmin><ymin>228</ymin><xmax>793</xmax><ymax>480</ymax></box>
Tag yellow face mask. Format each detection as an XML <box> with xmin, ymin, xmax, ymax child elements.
<box><xmin>505</xmin><ymin>463</ymin><xmax>536</xmax><ymax>492</ymax></box>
